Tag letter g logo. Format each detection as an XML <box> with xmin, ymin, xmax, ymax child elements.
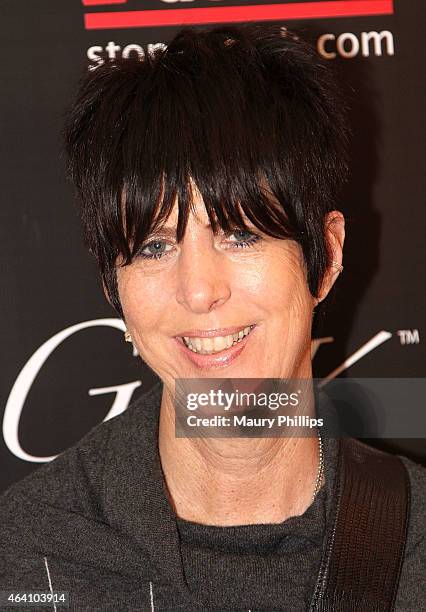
<box><xmin>3</xmin><ymin>319</ymin><xmax>141</xmax><ymax>463</ymax></box>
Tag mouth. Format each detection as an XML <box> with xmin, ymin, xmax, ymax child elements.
<box><xmin>174</xmin><ymin>324</ymin><xmax>257</xmax><ymax>369</ymax></box>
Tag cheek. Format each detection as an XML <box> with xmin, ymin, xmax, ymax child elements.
<box><xmin>246</xmin><ymin>243</ymin><xmax>311</xmax><ymax>313</ymax></box>
<box><xmin>117</xmin><ymin>267</ymin><xmax>171</xmax><ymax>333</ymax></box>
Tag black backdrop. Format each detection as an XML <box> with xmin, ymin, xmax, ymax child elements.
<box><xmin>1</xmin><ymin>0</ymin><xmax>425</xmax><ymax>493</ymax></box>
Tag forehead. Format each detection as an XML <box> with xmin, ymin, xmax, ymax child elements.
<box><xmin>152</xmin><ymin>178</ymin><xmax>228</xmax><ymax>234</ymax></box>
<box><xmin>171</xmin><ymin>178</ymin><xmax>207</xmax><ymax>225</ymax></box>
<box><xmin>157</xmin><ymin>175</ymin><xmax>278</xmax><ymax>231</ymax></box>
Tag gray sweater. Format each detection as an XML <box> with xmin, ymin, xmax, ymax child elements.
<box><xmin>0</xmin><ymin>380</ymin><xmax>425</xmax><ymax>611</ymax></box>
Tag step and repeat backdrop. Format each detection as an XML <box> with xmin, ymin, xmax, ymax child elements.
<box><xmin>1</xmin><ymin>0</ymin><xmax>425</xmax><ymax>492</ymax></box>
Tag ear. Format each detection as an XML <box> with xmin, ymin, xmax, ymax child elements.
<box><xmin>316</xmin><ymin>211</ymin><xmax>345</xmax><ymax>304</ymax></box>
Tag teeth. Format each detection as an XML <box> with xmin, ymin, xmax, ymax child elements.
<box><xmin>183</xmin><ymin>326</ymin><xmax>254</xmax><ymax>354</ymax></box>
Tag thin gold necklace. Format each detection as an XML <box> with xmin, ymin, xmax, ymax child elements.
<box><xmin>311</xmin><ymin>431</ymin><xmax>324</xmax><ymax>504</ymax></box>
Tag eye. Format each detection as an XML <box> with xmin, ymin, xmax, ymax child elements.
<box><xmin>136</xmin><ymin>228</ymin><xmax>261</xmax><ymax>261</ymax></box>
<box><xmin>138</xmin><ymin>239</ymin><xmax>174</xmax><ymax>260</ymax></box>
<box><xmin>226</xmin><ymin>229</ymin><xmax>261</xmax><ymax>249</ymax></box>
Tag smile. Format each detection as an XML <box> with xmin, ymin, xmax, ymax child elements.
<box><xmin>174</xmin><ymin>324</ymin><xmax>257</xmax><ymax>370</ymax></box>
<box><xmin>182</xmin><ymin>325</ymin><xmax>255</xmax><ymax>354</ymax></box>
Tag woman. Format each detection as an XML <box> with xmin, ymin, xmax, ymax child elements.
<box><xmin>1</xmin><ymin>24</ymin><xmax>425</xmax><ymax>611</ymax></box>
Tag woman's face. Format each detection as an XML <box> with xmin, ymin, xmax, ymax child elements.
<box><xmin>116</xmin><ymin>185</ymin><xmax>343</xmax><ymax>390</ymax></box>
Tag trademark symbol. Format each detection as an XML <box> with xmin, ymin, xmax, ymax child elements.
<box><xmin>397</xmin><ymin>329</ymin><xmax>420</xmax><ymax>345</ymax></box>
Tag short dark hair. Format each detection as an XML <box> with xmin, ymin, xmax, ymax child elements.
<box><xmin>63</xmin><ymin>24</ymin><xmax>349</xmax><ymax>325</ymax></box>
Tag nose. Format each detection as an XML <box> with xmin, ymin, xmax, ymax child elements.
<box><xmin>175</xmin><ymin>239</ymin><xmax>231</xmax><ymax>315</ymax></box>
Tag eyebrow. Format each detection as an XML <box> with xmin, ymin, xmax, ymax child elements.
<box><xmin>148</xmin><ymin>218</ymin><xmax>255</xmax><ymax>240</ymax></box>
<box><xmin>150</xmin><ymin>222</ymin><xmax>212</xmax><ymax>238</ymax></box>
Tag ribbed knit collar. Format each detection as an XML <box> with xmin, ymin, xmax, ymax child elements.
<box><xmin>175</xmin><ymin>483</ymin><xmax>327</xmax><ymax>554</ymax></box>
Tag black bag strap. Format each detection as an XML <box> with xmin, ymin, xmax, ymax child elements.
<box><xmin>310</xmin><ymin>437</ymin><xmax>410</xmax><ymax>612</ymax></box>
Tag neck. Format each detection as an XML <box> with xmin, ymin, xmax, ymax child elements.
<box><xmin>158</xmin><ymin>378</ymin><xmax>322</xmax><ymax>527</ymax></box>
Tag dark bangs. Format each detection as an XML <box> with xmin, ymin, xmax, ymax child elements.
<box><xmin>64</xmin><ymin>24</ymin><xmax>349</xmax><ymax>317</ymax></box>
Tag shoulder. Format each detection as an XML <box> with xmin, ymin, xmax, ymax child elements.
<box><xmin>0</xmin><ymin>412</ymin><xmax>109</xmax><ymax>587</ymax></box>
<box><xmin>348</xmin><ymin>439</ymin><xmax>426</xmax><ymax>560</ymax></box>
<box><xmin>0</xmin><ymin>382</ymin><xmax>161</xmax><ymax>570</ymax></box>
<box><xmin>1</xmin><ymin>381</ymin><xmax>161</xmax><ymax>507</ymax></box>
<box><xmin>0</xmin><ymin>411</ymin><xmax>113</xmax><ymax>517</ymax></box>
<box><xmin>398</xmin><ymin>452</ymin><xmax>426</xmax><ymax>553</ymax></box>
<box><xmin>337</xmin><ymin>438</ymin><xmax>426</xmax><ymax>608</ymax></box>
<box><xmin>0</xmin><ymin>381</ymin><xmax>161</xmax><ymax>588</ymax></box>
<box><xmin>395</xmin><ymin>452</ymin><xmax>426</xmax><ymax>609</ymax></box>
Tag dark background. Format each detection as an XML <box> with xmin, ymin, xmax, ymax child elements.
<box><xmin>1</xmin><ymin>0</ymin><xmax>425</xmax><ymax>492</ymax></box>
